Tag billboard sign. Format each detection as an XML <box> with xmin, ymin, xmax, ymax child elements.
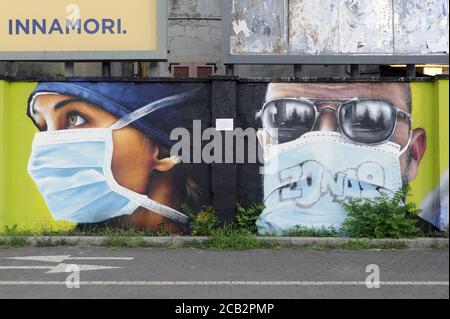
<box><xmin>223</xmin><ymin>0</ymin><xmax>449</xmax><ymax>64</ymax></box>
<box><xmin>0</xmin><ymin>0</ymin><xmax>167</xmax><ymax>60</ymax></box>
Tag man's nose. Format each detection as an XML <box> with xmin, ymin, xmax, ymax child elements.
<box><xmin>314</xmin><ymin>108</ymin><xmax>339</xmax><ymax>132</ymax></box>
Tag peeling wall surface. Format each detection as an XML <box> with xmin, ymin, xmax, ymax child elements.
<box><xmin>230</xmin><ymin>0</ymin><xmax>449</xmax><ymax>55</ymax></box>
<box><xmin>289</xmin><ymin>0</ymin><xmax>339</xmax><ymax>54</ymax></box>
<box><xmin>230</xmin><ymin>0</ymin><xmax>284</xmax><ymax>54</ymax></box>
<box><xmin>394</xmin><ymin>0</ymin><xmax>449</xmax><ymax>54</ymax></box>
<box><xmin>339</xmin><ymin>0</ymin><xmax>393</xmax><ymax>54</ymax></box>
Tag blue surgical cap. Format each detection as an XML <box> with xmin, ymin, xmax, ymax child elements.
<box><xmin>28</xmin><ymin>82</ymin><xmax>203</xmax><ymax>148</ymax></box>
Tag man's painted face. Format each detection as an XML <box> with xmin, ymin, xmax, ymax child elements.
<box><xmin>256</xmin><ymin>83</ymin><xmax>427</xmax><ymax>235</ymax></box>
<box><xmin>259</xmin><ymin>83</ymin><xmax>426</xmax><ymax>183</ymax></box>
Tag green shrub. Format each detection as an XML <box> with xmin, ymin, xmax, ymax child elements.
<box><xmin>235</xmin><ymin>203</ymin><xmax>265</xmax><ymax>233</ymax></box>
<box><xmin>191</xmin><ymin>206</ymin><xmax>218</xmax><ymax>236</ymax></box>
<box><xmin>340</xmin><ymin>186</ymin><xmax>421</xmax><ymax>239</ymax></box>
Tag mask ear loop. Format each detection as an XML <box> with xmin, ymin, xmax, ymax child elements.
<box><xmin>110</xmin><ymin>87</ymin><xmax>202</xmax><ymax>131</ymax></box>
<box><xmin>399</xmin><ymin>130</ymin><xmax>413</xmax><ymax>157</ymax></box>
<box><xmin>106</xmin><ymin>87</ymin><xmax>201</xmax><ymax>226</ymax></box>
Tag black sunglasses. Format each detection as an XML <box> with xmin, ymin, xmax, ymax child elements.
<box><xmin>256</xmin><ymin>98</ymin><xmax>412</xmax><ymax>145</ymax></box>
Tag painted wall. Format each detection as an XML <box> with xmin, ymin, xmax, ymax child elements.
<box><xmin>0</xmin><ymin>78</ymin><xmax>448</xmax><ymax>234</ymax></box>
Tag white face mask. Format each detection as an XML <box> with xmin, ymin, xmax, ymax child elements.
<box><xmin>28</xmin><ymin>90</ymin><xmax>198</xmax><ymax>225</ymax></box>
<box><xmin>257</xmin><ymin>131</ymin><xmax>411</xmax><ymax>235</ymax></box>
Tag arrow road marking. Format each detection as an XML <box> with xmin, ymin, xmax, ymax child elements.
<box><xmin>0</xmin><ymin>264</ymin><xmax>122</xmax><ymax>273</ymax></box>
<box><xmin>46</xmin><ymin>263</ymin><xmax>122</xmax><ymax>274</ymax></box>
<box><xmin>0</xmin><ymin>266</ymin><xmax>51</xmax><ymax>270</ymax></box>
<box><xmin>4</xmin><ymin>255</ymin><xmax>134</xmax><ymax>263</ymax></box>
<box><xmin>0</xmin><ymin>255</ymin><xmax>133</xmax><ymax>274</ymax></box>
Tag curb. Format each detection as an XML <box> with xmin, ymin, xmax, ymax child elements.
<box><xmin>1</xmin><ymin>236</ymin><xmax>448</xmax><ymax>249</ymax></box>
<box><xmin>259</xmin><ymin>237</ymin><xmax>449</xmax><ymax>249</ymax></box>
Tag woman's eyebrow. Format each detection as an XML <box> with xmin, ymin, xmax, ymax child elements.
<box><xmin>53</xmin><ymin>97</ymin><xmax>84</xmax><ymax>110</ymax></box>
<box><xmin>31</xmin><ymin>97</ymin><xmax>84</xmax><ymax>115</ymax></box>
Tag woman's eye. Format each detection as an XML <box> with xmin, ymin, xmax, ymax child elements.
<box><xmin>67</xmin><ymin>113</ymin><xmax>87</xmax><ymax>128</ymax></box>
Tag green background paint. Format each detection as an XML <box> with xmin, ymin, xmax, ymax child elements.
<box><xmin>0</xmin><ymin>81</ymin><xmax>74</xmax><ymax>232</ymax></box>
<box><xmin>409</xmin><ymin>80</ymin><xmax>449</xmax><ymax>209</ymax></box>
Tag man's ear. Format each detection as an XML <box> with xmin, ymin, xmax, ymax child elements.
<box><xmin>405</xmin><ymin>128</ymin><xmax>427</xmax><ymax>181</ymax></box>
<box><xmin>151</xmin><ymin>145</ymin><xmax>181</xmax><ymax>172</ymax></box>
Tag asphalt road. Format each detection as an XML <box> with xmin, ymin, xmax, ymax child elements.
<box><xmin>0</xmin><ymin>247</ymin><xmax>448</xmax><ymax>299</ymax></box>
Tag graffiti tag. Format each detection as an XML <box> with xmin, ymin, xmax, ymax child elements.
<box><xmin>278</xmin><ymin>160</ymin><xmax>387</xmax><ymax>208</ymax></box>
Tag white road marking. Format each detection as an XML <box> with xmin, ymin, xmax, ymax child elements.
<box><xmin>45</xmin><ymin>263</ymin><xmax>122</xmax><ymax>273</ymax></box>
<box><xmin>62</xmin><ymin>257</ymin><xmax>133</xmax><ymax>260</ymax></box>
<box><xmin>0</xmin><ymin>281</ymin><xmax>447</xmax><ymax>286</ymax></box>
<box><xmin>0</xmin><ymin>264</ymin><xmax>122</xmax><ymax>273</ymax></box>
<box><xmin>0</xmin><ymin>266</ymin><xmax>51</xmax><ymax>270</ymax></box>
<box><xmin>4</xmin><ymin>256</ymin><xmax>134</xmax><ymax>263</ymax></box>
<box><xmin>4</xmin><ymin>256</ymin><xmax>71</xmax><ymax>263</ymax></box>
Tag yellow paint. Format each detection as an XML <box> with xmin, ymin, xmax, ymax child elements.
<box><xmin>0</xmin><ymin>81</ymin><xmax>7</xmax><ymax>229</ymax></box>
<box><xmin>409</xmin><ymin>81</ymin><xmax>449</xmax><ymax>209</ymax></box>
<box><xmin>0</xmin><ymin>81</ymin><xmax>74</xmax><ymax>232</ymax></box>
<box><xmin>437</xmin><ymin>80</ymin><xmax>449</xmax><ymax>178</ymax></box>
<box><xmin>0</xmin><ymin>0</ymin><xmax>158</xmax><ymax>52</ymax></box>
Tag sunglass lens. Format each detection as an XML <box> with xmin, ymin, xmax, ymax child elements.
<box><xmin>339</xmin><ymin>100</ymin><xmax>397</xmax><ymax>144</ymax></box>
<box><xmin>262</xmin><ymin>100</ymin><xmax>316</xmax><ymax>144</ymax></box>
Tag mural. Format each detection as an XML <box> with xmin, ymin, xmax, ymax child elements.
<box><xmin>0</xmin><ymin>81</ymin><xmax>212</xmax><ymax>234</ymax></box>
<box><xmin>0</xmin><ymin>79</ymin><xmax>447</xmax><ymax>235</ymax></box>
<box><xmin>256</xmin><ymin>83</ymin><xmax>425</xmax><ymax>234</ymax></box>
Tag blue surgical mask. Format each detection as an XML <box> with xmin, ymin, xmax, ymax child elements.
<box><xmin>28</xmin><ymin>91</ymin><xmax>197</xmax><ymax>225</ymax></box>
<box><xmin>257</xmin><ymin>131</ymin><xmax>411</xmax><ymax>235</ymax></box>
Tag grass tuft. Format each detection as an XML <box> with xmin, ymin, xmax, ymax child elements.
<box><xmin>0</xmin><ymin>236</ymin><xmax>27</xmax><ymax>248</ymax></box>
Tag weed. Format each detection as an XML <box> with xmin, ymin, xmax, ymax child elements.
<box><xmin>0</xmin><ymin>236</ymin><xmax>27</xmax><ymax>248</ymax></box>
<box><xmin>198</xmin><ymin>225</ymin><xmax>276</xmax><ymax>251</ymax></box>
<box><xmin>283</xmin><ymin>225</ymin><xmax>341</xmax><ymax>237</ymax></box>
<box><xmin>235</xmin><ymin>203</ymin><xmax>265</xmax><ymax>233</ymax></box>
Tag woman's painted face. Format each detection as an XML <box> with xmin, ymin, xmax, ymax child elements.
<box><xmin>30</xmin><ymin>94</ymin><xmax>158</xmax><ymax>195</ymax></box>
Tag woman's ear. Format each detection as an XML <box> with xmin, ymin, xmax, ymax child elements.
<box><xmin>151</xmin><ymin>145</ymin><xmax>181</xmax><ymax>172</ymax></box>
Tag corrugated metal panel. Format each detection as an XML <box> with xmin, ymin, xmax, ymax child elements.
<box><xmin>230</xmin><ymin>0</ymin><xmax>284</xmax><ymax>54</ymax></box>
